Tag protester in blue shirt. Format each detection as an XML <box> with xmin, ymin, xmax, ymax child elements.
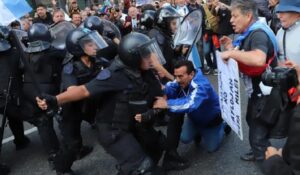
<box><xmin>153</xmin><ymin>60</ymin><xmax>227</xmax><ymax>157</ymax></box>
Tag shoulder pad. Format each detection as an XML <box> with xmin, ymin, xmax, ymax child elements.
<box><xmin>96</xmin><ymin>69</ymin><xmax>111</xmax><ymax>80</ymax></box>
<box><xmin>62</xmin><ymin>53</ymin><xmax>73</xmax><ymax>65</ymax></box>
<box><xmin>63</xmin><ymin>62</ymin><xmax>74</xmax><ymax>75</ymax></box>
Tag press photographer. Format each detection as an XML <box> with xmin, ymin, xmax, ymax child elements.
<box><xmin>262</xmin><ymin>60</ymin><xmax>300</xmax><ymax>175</ymax></box>
<box><xmin>262</xmin><ymin>0</ymin><xmax>300</xmax><ymax>174</ymax></box>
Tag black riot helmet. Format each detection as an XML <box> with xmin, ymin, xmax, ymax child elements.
<box><xmin>83</xmin><ymin>16</ymin><xmax>104</xmax><ymax>35</ymax></box>
<box><xmin>66</xmin><ymin>28</ymin><xmax>108</xmax><ymax>57</ymax></box>
<box><xmin>155</xmin><ymin>6</ymin><xmax>181</xmax><ymax>35</ymax></box>
<box><xmin>118</xmin><ymin>32</ymin><xmax>166</xmax><ymax>69</ymax></box>
<box><xmin>0</xmin><ymin>26</ymin><xmax>11</xmax><ymax>52</ymax></box>
<box><xmin>26</xmin><ymin>23</ymin><xmax>51</xmax><ymax>53</ymax></box>
<box><xmin>140</xmin><ymin>10</ymin><xmax>156</xmax><ymax>30</ymax></box>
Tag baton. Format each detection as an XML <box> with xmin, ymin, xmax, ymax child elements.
<box><xmin>0</xmin><ymin>77</ymin><xmax>13</xmax><ymax>154</ymax></box>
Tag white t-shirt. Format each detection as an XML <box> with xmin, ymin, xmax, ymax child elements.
<box><xmin>276</xmin><ymin>21</ymin><xmax>300</xmax><ymax>65</ymax></box>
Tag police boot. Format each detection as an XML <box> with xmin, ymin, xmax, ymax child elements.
<box><xmin>76</xmin><ymin>145</ymin><xmax>93</xmax><ymax>160</ymax></box>
<box><xmin>0</xmin><ymin>163</ymin><xmax>10</xmax><ymax>175</ymax></box>
<box><xmin>162</xmin><ymin>149</ymin><xmax>189</xmax><ymax>171</ymax></box>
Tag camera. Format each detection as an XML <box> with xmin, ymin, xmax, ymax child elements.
<box><xmin>262</xmin><ymin>67</ymin><xmax>299</xmax><ymax>91</ymax></box>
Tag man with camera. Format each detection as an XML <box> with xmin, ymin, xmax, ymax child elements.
<box><xmin>262</xmin><ymin>0</ymin><xmax>300</xmax><ymax>174</ymax></box>
<box><xmin>262</xmin><ymin>60</ymin><xmax>300</xmax><ymax>175</ymax></box>
<box><xmin>220</xmin><ymin>0</ymin><xmax>279</xmax><ymax>163</ymax></box>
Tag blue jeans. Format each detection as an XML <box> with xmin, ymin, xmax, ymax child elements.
<box><xmin>180</xmin><ymin>116</ymin><xmax>225</xmax><ymax>152</ymax></box>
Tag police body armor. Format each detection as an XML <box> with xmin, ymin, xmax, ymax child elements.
<box><xmin>72</xmin><ymin>57</ymin><xmax>104</xmax><ymax>85</ymax></box>
<box><xmin>62</xmin><ymin>57</ymin><xmax>104</xmax><ymax>122</ymax></box>
<box><xmin>97</xmin><ymin>59</ymin><xmax>149</xmax><ymax>130</ymax></box>
<box><xmin>113</xmin><ymin>69</ymin><xmax>148</xmax><ymax>130</ymax></box>
<box><xmin>22</xmin><ymin>48</ymin><xmax>65</xmax><ymax>118</ymax></box>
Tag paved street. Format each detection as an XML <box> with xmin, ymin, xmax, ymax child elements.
<box><xmin>0</xmin><ymin>75</ymin><xmax>285</xmax><ymax>175</ymax></box>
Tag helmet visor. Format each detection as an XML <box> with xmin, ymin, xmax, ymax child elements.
<box><xmin>138</xmin><ymin>39</ymin><xmax>166</xmax><ymax>66</ymax></box>
<box><xmin>79</xmin><ymin>31</ymin><xmax>108</xmax><ymax>56</ymax></box>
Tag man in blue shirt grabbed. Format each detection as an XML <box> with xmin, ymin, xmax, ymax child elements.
<box><xmin>135</xmin><ymin>60</ymin><xmax>229</xmax><ymax>171</ymax></box>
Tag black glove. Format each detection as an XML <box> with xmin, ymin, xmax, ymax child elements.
<box><xmin>105</xmin><ymin>31</ymin><xmax>116</xmax><ymax>40</ymax></box>
<box><xmin>40</xmin><ymin>93</ymin><xmax>58</xmax><ymax>117</ymax></box>
<box><xmin>140</xmin><ymin>109</ymin><xmax>163</xmax><ymax>123</ymax></box>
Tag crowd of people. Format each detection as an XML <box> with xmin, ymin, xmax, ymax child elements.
<box><xmin>1</xmin><ymin>0</ymin><xmax>300</xmax><ymax>175</ymax></box>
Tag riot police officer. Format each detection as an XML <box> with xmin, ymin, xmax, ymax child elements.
<box><xmin>0</xmin><ymin>26</ymin><xmax>30</xmax><ymax>150</ymax></box>
<box><xmin>37</xmin><ymin>32</ymin><xmax>167</xmax><ymax>175</ymax></box>
<box><xmin>83</xmin><ymin>16</ymin><xmax>119</xmax><ymax>61</ymax></box>
<box><xmin>53</xmin><ymin>28</ymin><xmax>109</xmax><ymax>175</ymax></box>
<box><xmin>20</xmin><ymin>23</ymin><xmax>65</xmax><ymax>169</ymax></box>
<box><xmin>148</xmin><ymin>6</ymin><xmax>191</xmax><ymax>171</ymax></box>
<box><xmin>139</xmin><ymin>10</ymin><xmax>156</xmax><ymax>35</ymax></box>
<box><xmin>148</xmin><ymin>6</ymin><xmax>181</xmax><ymax>75</ymax></box>
<box><xmin>0</xmin><ymin>26</ymin><xmax>30</xmax><ymax>175</ymax></box>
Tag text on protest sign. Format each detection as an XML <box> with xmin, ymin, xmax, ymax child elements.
<box><xmin>216</xmin><ymin>51</ymin><xmax>243</xmax><ymax>140</ymax></box>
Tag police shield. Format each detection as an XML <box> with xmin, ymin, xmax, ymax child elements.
<box><xmin>173</xmin><ymin>9</ymin><xmax>203</xmax><ymax>48</ymax></box>
<box><xmin>12</xmin><ymin>29</ymin><xmax>28</xmax><ymax>50</ymax></box>
<box><xmin>102</xmin><ymin>19</ymin><xmax>122</xmax><ymax>40</ymax></box>
<box><xmin>50</xmin><ymin>21</ymin><xmax>75</xmax><ymax>50</ymax></box>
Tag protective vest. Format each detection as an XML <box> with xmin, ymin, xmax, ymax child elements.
<box><xmin>112</xmin><ymin>68</ymin><xmax>149</xmax><ymax>130</ymax></box>
<box><xmin>22</xmin><ymin>48</ymin><xmax>65</xmax><ymax>103</ymax></box>
<box><xmin>97</xmin><ymin>60</ymin><xmax>150</xmax><ymax>130</ymax></box>
<box><xmin>72</xmin><ymin>58</ymin><xmax>103</xmax><ymax>85</ymax></box>
<box><xmin>23</xmin><ymin>48</ymin><xmax>64</xmax><ymax>85</ymax></box>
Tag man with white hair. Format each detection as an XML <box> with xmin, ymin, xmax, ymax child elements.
<box><xmin>275</xmin><ymin>0</ymin><xmax>300</xmax><ymax>65</ymax></box>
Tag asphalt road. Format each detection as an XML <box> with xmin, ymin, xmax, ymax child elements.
<box><xmin>0</xmin><ymin>75</ymin><xmax>285</xmax><ymax>175</ymax></box>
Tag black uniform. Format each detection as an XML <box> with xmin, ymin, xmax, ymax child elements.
<box><xmin>0</xmin><ymin>38</ymin><xmax>29</xmax><ymax>149</ymax></box>
<box><xmin>53</xmin><ymin>57</ymin><xmax>104</xmax><ymax>173</ymax></box>
<box><xmin>85</xmin><ymin>58</ymin><xmax>165</xmax><ymax>174</ymax></box>
<box><xmin>19</xmin><ymin>23</ymin><xmax>67</xmax><ymax>167</ymax></box>
<box><xmin>20</xmin><ymin>47</ymin><xmax>65</xmax><ymax>157</ymax></box>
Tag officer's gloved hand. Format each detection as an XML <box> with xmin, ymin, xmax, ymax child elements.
<box><xmin>140</xmin><ymin>109</ymin><xmax>163</xmax><ymax>123</ymax></box>
<box><xmin>39</xmin><ymin>93</ymin><xmax>58</xmax><ymax>117</ymax></box>
<box><xmin>106</xmin><ymin>31</ymin><xmax>116</xmax><ymax>40</ymax></box>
